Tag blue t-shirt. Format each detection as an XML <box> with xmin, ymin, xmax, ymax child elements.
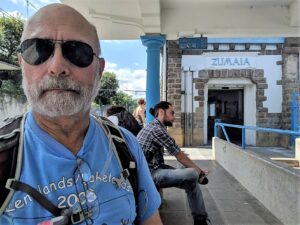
<box><xmin>0</xmin><ymin>111</ymin><xmax>161</xmax><ymax>225</ymax></box>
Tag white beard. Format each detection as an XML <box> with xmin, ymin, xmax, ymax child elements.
<box><xmin>23</xmin><ymin>74</ymin><xmax>100</xmax><ymax>117</ymax></box>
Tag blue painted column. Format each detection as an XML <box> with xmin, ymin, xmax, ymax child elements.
<box><xmin>141</xmin><ymin>35</ymin><xmax>166</xmax><ymax>123</ymax></box>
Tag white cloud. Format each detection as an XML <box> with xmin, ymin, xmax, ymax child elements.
<box><xmin>38</xmin><ymin>0</ymin><xmax>60</xmax><ymax>4</ymax></box>
<box><xmin>5</xmin><ymin>10</ymin><xmax>22</xmax><ymax>17</ymax></box>
<box><xmin>105</xmin><ymin>62</ymin><xmax>118</xmax><ymax>70</ymax></box>
<box><xmin>104</xmin><ymin>62</ymin><xmax>146</xmax><ymax>97</ymax></box>
<box><xmin>7</xmin><ymin>0</ymin><xmax>60</xmax><ymax>18</ymax></box>
<box><xmin>8</xmin><ymin>0</ymin><xmax>25</xmax><ymax>6</ymax></box>
<box><xmin>9</xmin><ymin>0</ymin><xmax>17</xmax><ymax>4</ymax></box>
<box><xmin>8</xmin><ymin>0</ymin><xmax>40</xmax><ymax>8</ymax></box>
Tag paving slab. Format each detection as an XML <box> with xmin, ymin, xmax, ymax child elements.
<box><xmin>159</xmin><ymin>147</ymin><xmax>284</xmax><ymax>225</ymax></box>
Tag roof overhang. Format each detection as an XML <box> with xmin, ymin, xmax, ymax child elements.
<box><xmin>62</xmin><ymin>0</ymin><xmax>300</xmax><ymax>40</ymax></box>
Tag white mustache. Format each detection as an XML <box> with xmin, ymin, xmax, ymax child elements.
<box><xmin>36</xmin><ymin>76</ymin><xmax>82</xmax><ymax>97</ymax></box>
<box><xmin>23</xmin><ymin>73</ymin><xmax>100</xmax><ymax>117</ymax></box>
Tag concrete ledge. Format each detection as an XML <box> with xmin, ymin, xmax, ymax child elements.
<box><xmin>213</xmin><ymin>137</ymin><xmax>300</xmax><ymax>225</ymax></box>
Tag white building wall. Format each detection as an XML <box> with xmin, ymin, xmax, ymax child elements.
<box><xmin>0</xmin><ymin>95</ymin><xmax>26</xmax><ymax>122</ymax></box>
<box><xmin>257</xmin><ymin>55</ymin><xmax>282</xmax><ymax>113</ymax></box>
<box><xmin>182</xmin><ymin>53</ymin><xmax>282</xmax><ymax>113</ymax></box>
<box><xmin>182</xmin><ymin>53</ymin><xmax>282</xmax><ymax>145</ymax></box>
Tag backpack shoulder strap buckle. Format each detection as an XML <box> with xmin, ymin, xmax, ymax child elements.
<box><xmin>70</xmin><ymin>209</ymin><xmax>86</xmax><ymax>224</ymax></box>
<box><xmin>5</xmin><ymin>178</ymin><xmax>16</xmax><ymax>191</ymax></box>
<box><xmin>112</xmin><ymin>169</ymin><xmax>130</xmax><ymax>188</ymax></box>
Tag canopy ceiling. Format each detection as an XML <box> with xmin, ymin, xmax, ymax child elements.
<box><xmin>62</xmin><ymin>0</ymin><xmax>300</xmax><ymax>40</ymax></box>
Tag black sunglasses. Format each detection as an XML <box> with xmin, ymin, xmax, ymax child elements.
<box><xmin>19</xmin><ymin>38</ymin><xmax>98</xmax><ymax>68</ymax></box>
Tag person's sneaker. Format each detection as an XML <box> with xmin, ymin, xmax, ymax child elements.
<box><xmin>199</xmin><ymin>176</ymin><xmax>209</xmax><ymax>185</ymax></box>
<box><xmin>198</xmin><ymin>171</ymin><xmax>209</xmax><ymax>185</ymax></box>
<box><xmin>194</xmin><ymin>218</ymin><xmax>211</xmax><ymax>225</ymax></box>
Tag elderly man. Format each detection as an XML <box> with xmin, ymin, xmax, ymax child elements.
<box><xmin>137</xmin><ymin>101</ymin><xmax>210</xmax><ymax>225</ymax></box>
<box><xmin>0</xmin><ymin>4</ymin><xmax>162</xmax><ymax>225</ymax></box>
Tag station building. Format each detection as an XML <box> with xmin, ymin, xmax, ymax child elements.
<box><xmin>163</xmin><ymin>37</ymin><xmax>300</xmax><ymax>147</ymax></box>
<box><xmin>60</xmin><ymin>0</ymin><xmax>300</xmax><ymax>148</ymax></box>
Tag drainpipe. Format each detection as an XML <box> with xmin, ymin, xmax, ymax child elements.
<box><xmin>162</xmin><ymin>42</ymin><xmax>167</xmax><ymax>101</ymax></box>
<box><xmin>298</xmin><ymin>47</ymin><xmax>300</xmax><ymax>85</ymax></box>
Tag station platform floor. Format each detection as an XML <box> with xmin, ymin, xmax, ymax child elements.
<box><xmin>159</xmin><ymin>146</ymin><xmax>285</xmax><ymax>225</ymax></box>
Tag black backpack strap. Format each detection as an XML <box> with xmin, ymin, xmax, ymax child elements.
<box><xmin>0</xmin><ymin>115</ymin><xmax>58</xmax><ymax>217</ymax></box>
<box><xmin>106</xmin><ymin>121</ymin><xmax>139</xmax><ymax>200</ymax></box>
<box><xmin>0</xmin><ymin>115</ymin><xmax>24</xmax><ymax>214</ymax></box>
<box><xmin>0</xmin><ymin>115</ymin><xmax>61</xmax><ymax>216</ymax></box>
<box><xmin>0</xmin><ymin>115</ymin><xmax>93</xmax><ymax>224</ymax></box>
<box><xmin>1</xmin><ymin>114</ymin><xmax>139</xmax><ymax>223</ymax></box>
<box><xmin>93</xmin><ymin>116</ymin><xmax>139</xmax><ymax>223</ymax></box>
<box><xmin>6</xmin><ymin>179</ymin><xmax>62</xmax><ymax>216</ymax></box>
<box><xmin>0</xmin><ymin>115</ymin><xmax>62</xmax><ymax>217</ymax></box>
<box><xmin>5</xmin><ymin>176</ymin><xmax>85</xmax><ymax>224</ymax></box>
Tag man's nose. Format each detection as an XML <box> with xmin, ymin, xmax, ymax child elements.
<box><xmin>47</xmin><ymin>45</ymin><xmax>70</xmax><ymax>76</ymax></box>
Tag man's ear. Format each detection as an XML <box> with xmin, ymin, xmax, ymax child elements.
<box><xmin>158</xmin><ymin>108</ymin><xmax>164</xmax><ymax>116</ymax></box>
<box><xmin>98</xmin><ymin>57</ymin><xmax>105</xmax><ymax>75</ymax></box>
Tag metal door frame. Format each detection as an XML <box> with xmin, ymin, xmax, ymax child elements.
<box><xmin>182</xmin><ymin>70</ymin><xmax>194</xmax><ymax>146</ymax></box>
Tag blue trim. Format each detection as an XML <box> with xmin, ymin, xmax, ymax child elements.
<box><xmin>141</xmin><ymin>35</ymin><xmax>166</xmax><ymax>124</ymax></box>
<box><xmin>207</xmin><ymin>38</ymin><xmax>285</xmax><ymax>44</ymax></box>
<box><xmin>291</xmin><ymin>92</ymin><xmax>300</xmax><ymax>145</ymax></box>
<box><xmin>214</xmin><ymin>122</ymin><xmax>300</xmax><ymax>149</ymax></box>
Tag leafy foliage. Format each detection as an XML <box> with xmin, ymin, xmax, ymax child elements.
<box><xmin>0</xmin><ymin>16</ymin><xmax>25</xmax><ymax>99</ymax></box>
<box><xmin>94</xmin><ymin>71</ymin><xmax>138</xmax><ymax>111</ymax></box>
<box><xmin>0</xmin><ymin>77</ymin><xmax>25</xmax><ymax>99</ymax></box>
<box><xmin>112</xmin><ymin>91</ymin><xmax>137</xmax><ymax>113</ymax></box>
<box><xmin>0</xmin><ymin>16</ymin><xmax>23</xmax><ymax>65</ymax></box>
<box><xmin>95</xmin><ymin>72</ymin><xmax>119</xmax><ymax>105</ymax></box>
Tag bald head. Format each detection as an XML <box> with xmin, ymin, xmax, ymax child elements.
<box><xmin>22</xmin><ymin>3</ymin><xmax>100</xmax><ymax>54</ymax></box>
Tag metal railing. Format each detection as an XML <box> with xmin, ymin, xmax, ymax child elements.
<box><xmin>291</xmin><ymin>92</ymin><xmax>300</xmax><ymax>145</ymax></box>
<box><xmin>214</xmin><ymin>122</ymin><xmax>300</xmax><ymax>149</ymax></box>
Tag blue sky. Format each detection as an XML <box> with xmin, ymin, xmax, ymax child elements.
<box><xmin>1</xmin><ymin>0</ymin><xmax>147</xmax><ymax>98</ymax></box>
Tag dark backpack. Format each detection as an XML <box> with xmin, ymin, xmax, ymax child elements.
<box><xmin>0</xmin><ymin>114</ymin><xmax>139</xmax><ymax>224</ymax></box>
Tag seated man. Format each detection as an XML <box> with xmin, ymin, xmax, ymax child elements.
<box><xmin>137</xmin><ymin>101</ymin><xmax>210</xmax><ymax>225</ymax></box>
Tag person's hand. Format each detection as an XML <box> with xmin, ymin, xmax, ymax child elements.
<box><xmin>198</xmin><ymin>168</ymin><xmax>209</xmax><ymax>185</ymax></box>
<box><xmin>201</xmin><ymin>169</ymin><xmax>209</xmax><ymax>176</ymax></box>
<box><xmin>196</xmin><ymin>167</ymin><xmax>208</xmax><ymax>176</ymax></box>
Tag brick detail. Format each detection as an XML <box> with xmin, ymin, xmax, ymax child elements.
<box><xmin>167</xmin><ymin>41</ymin><xmax>183</xmax><ymax>132</ymax></box>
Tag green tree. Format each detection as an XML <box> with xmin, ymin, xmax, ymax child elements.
<box><xmin>0</xmin><ymin>78</ymin><xmax>24</xmax><ymax>98</ymax></box>
<box><xmin>94</xmin><ymin>72</ymin><xmax>139</xmax><ymax>111</ymax></box>
<box><xmin>0</xmin><ymin>16</ymin><xmax>25</xmax><ymax>99</ymax></box>
<box><xmin>0</xmin><ymin>16</ymin><xmax>23</xmax><ymax>65</ymax></box>
<box><xmin>95</xmin><ymin>72</ymin><xmax>119</xmax><ymax>105</ymax></box>
<box><xmin>112</xmin><ymin>91</ymin><xmax>137</xmax><ymax>113</ymax></box>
